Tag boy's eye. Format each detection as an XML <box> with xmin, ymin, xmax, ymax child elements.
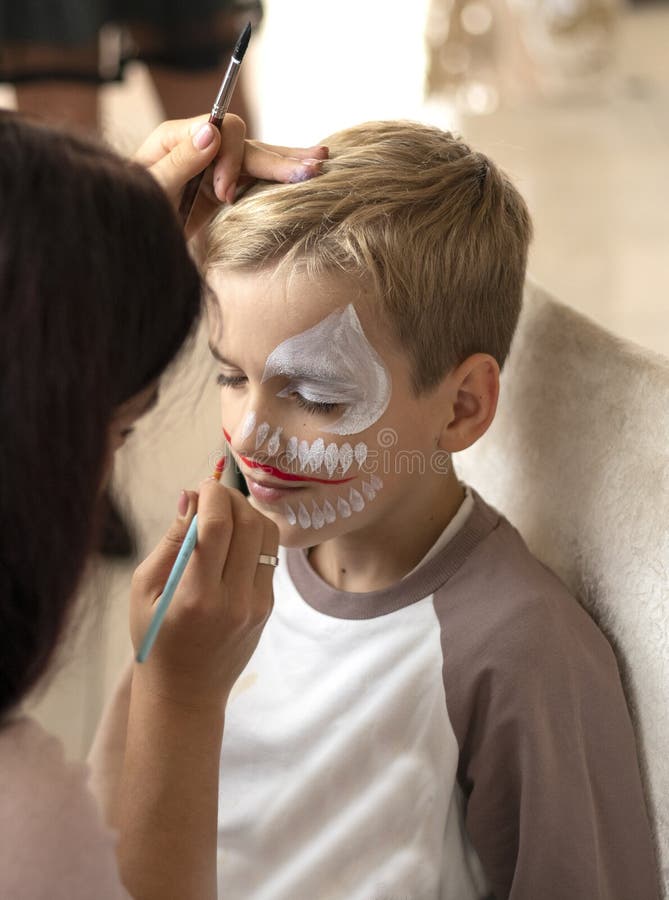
<box><xmin>217</xmin><ymin>373</ymin><xmax>247</xmax><ymax>389</ymax></box>
<box><xmin>293</xmin><ymin>393</ymin><xmax>340</xmax><ymax>415</ymax></box>
<box><xmin>119</xmin><ymin>427</ymin><xmax>135</xmax><ymax>439</ymax></box>
<box><xmin>216</xmin><ymin>374</ymin><xmax>339</xmax><ymax>415</ymax></box>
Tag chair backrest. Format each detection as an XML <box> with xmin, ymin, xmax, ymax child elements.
<box><xmin>455</xmin><ymin>280</ymin><xmax>669</xmax><ymax>895</ymax></box>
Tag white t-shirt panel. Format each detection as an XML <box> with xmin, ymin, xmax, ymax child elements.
<box><xmin>217</xmin><ymin>511</ymin><xmax>484</xmax><ymax>899</ymax></box>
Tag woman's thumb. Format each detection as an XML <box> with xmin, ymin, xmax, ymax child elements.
<box><xmin>132</xmin><ymin>491</ymin><xmax>199</xmax><ymax>600</ymax></box>
<box><xmin>150</xmin><ymin>124</ymin><xmax>221</xmax><ymax>201</ymax></box>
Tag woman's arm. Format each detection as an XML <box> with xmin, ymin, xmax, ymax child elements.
<box><xmin>114</xmin><ymin>481</ymin><xmax>277</xmax><ymax>900</ymax></box>
<box><xmin>87</xmin><ymin>659</ymin><xmax>132</xmax><ymax>830</ymax></box>
<box><xmin>118</xmin><ymin>678</ymin><xmax>225</xmax><ymax>900</ymax></box>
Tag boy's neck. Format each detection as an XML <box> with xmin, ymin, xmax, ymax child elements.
<box><xmin>307</xmin><ymin>472</ymin><xmax>465</xmax><ymax>593</ymax></box>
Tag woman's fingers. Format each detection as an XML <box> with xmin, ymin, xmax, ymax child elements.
<box><xmin>133</xmin><ymin>117</ymin><xmax>328</xmax><ymax>171</ymax></box>
<box><xmin>188</xmin><ymin>481</ymin><xmax>277</xmax><ymax>622</ymax></box>
<box><xmin>223</xmin><ymin>494</ymin><xmax>277</xmax><ymax>631</ymax></box>
<box><xmin>192</xmin><ymin>477</ymin><xmax>235</xmax><ymax>588</ymax></box>
<box><xmin>133</xmin><ymin>115</ymin><xmax>211</xmax><ymax>167</ymax></box>
<box><xmin>145</xmin><ymin>123</ymin><xmax>222</xmax><ymax>206</ymax></box>
<box><xmin>212</xmin><ymin>137</ymin><xmax>329</xmax><ymax>203</ymax></box>
<box><xmin>134</xmin><ymin>115</ymin><xmax>329</xmax><ymax>232</ymax></box>
<box><xmin>129</xmin><ymin>480</ymin><xmax>278</xmax><ymax>708</ymax></box>
<box><xmin>253</xmin><ymin>519</ymin><xmax>280</xmax><ymax>599</ymax></box>
<box><xmin>131</xmin><ymin>490</ymin><xmax>199</xmax><ymax>602</ymax></box>
<box><xmin>210</xmin><ymin>115</ymin><xmax>247</xmax><ymax>205</ymax></box>
<box><xmin>248</xmin><ymin>140</ymin><xmax>329</xmax><ymax>161</ymax></box>
<box><xmin>222</xmin><ymin>491</ymin><xmax>266</xmax><ymax>591</ymax></box>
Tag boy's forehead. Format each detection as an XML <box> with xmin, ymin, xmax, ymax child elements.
<box><xmin>207</xmin><ymin>265</ymin><xmax>386</xmax><ymax>361</ymax></box>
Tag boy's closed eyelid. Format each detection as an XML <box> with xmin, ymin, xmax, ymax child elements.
<box><xmin>216</xmin><ymin>372</ymin><xmax>248</xmax><ymax>386</ymax></box>
<box><xmin>278</xmin><ymin>377</ymin><xmax>361</xmax><ymax>405</ymax></box>
<box><xmin>287</xmin><ymin>390</ymin><xmax>341</xmax><ymax>415</ymax></box>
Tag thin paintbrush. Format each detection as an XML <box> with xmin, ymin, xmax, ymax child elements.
<box><xmin>136</xmin><ymin>455</ymin><xmax>227</xmax><ymax>663</ymax></box>
<box><xmin>178</xmin><ymin>21</ymin><xmax>252</xmax><ymax>229</ymax></box>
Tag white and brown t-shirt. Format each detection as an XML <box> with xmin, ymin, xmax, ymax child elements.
<box><xmin>217</xmin><ymin>489</ymin><xmax>659</xmax><ymax>899</ymax></box>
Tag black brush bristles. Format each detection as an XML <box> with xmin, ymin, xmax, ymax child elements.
<box><xmin>234</xmin><ymin>22</ymin><xmax>252</xmax><ymax>61</ymax></box>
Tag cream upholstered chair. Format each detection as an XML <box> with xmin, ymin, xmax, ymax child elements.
<box><xmin>454</xmin><ymin>279</ymin><xmax>669</xmax><ymax>896</ymax></box>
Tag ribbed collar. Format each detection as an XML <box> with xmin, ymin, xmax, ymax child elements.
<box><xmin>285</xmin><ymin>490</ymin><xmax>499</xmax><ymax>619</ymax></box>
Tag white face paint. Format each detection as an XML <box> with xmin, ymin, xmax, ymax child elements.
<box><xmin>249</xmin><ymin>416</ymin><xmax>368</xmax><ymax>478</ymax></box>
<box><xmin>231</xmin><ymin>413</ymin><xmax>384</xmax><ymax>531</ymax></box>
<box><xmin>235</xmin><ymin>305</ymin><xmax>389</xmax><ymax>533</ymax></box>
<box><xmin>240</xmin><ymin>410</ymin><xmax>257</xmax><ymax>441</ymax></box>
<box><xmin>261</xmin><ymin>304</ymin><xmax>391</xmax><ymax>436</ymax></box>
<box><xmin>283</xmin><ymin>475</ymin><xmax>384</xmax><ymax>530</ymax></box>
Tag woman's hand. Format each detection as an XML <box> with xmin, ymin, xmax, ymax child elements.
<box><xmin>119</xmin><ymin>478</ymin><xmax>278</xmax><ymax>899</ymax></box>
<box><xmin>134</xmin><ymin>114</ymin><xmax>328</xmax><ymax>238</ymax></box>
<box><xmin>129</xmin><ymin>476</ymin><xmax>279</xmax><ymax>710</ymax></box>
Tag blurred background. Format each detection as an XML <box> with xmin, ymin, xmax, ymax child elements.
<box><xmin>1</xmin><ymin>0</ymin><xmax>667</xmax><ymax>758</ymax></box>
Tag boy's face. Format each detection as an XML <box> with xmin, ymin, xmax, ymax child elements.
<box><xmin>208</xmin><ymin>265</ymin><xmax>453</xmax><ymax>549</ymax></box>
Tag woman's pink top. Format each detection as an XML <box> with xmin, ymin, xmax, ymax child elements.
<box><xmin>0</xmin><ymin>715</ymin><xmax>130</xmax><ymax>899</ymax></box>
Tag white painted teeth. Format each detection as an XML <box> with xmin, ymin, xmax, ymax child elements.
<box><xmin>239</xmin><ymin>420</ymin><xmax>371</xmax><ymax>487</ymax></box>
<box><xmin>282</xmin><ymin>475</ymin><xmax>382</xmax><ymax>529</ymax></box>
<box><xmin>311</xmin><ymin>501</ymin><xmax>325</xmax><ymax>530</ymax></box>
<box><xmin>308</xmin><ymin>438</ymin><xmax>325</xmax><ymax>472</ymax></box>
<box><xmin>337</xmin><ymin>497</ymin><xmax>352</xmax><ymax>518</ymax></box>
<box><xmin>286</xmin><ymin>436</ymin><xmax>298</xmax><ymax>464</ymax></box>
<box><xmin>267</xmin><ymin>427</ymin><xmax>283</xmax><ymax>456</ymax></box>
<box><xmin>323</xmin><ymin>500</ymin><xmax>336</xmax><ymax>524</ymax></box>
<box><xmin>244</xmin><ymin>422</ymin><xmax>384</xmax><ymax>530</ymax></box>
<box><xmin>298</xmin><ymin>440</ymin><xmax>310</xmax><ymax>469</ymax></box>
<box><xmin>241</xmin><ymin>410</ymin><xmax>256</xmax><ymax>441</ymax></box>
<box><xmin>255</xmin><ymin>422</ymin><xmax>270</xmax><ymax>450</ymax></box>
<box><xmin>349</xmin><ymin>488</ymin><xmax>365</xmax><ymax>512</ymax></box>
<box><xmin>325</xmin><ymin>443</ymin><xmax>339</xmax><ymax>476</ymax></box>
<box><xmin>297</xmin><ymin>502</ymin><xmax>311</xmax><ymax>529</ymax></box>
<box><xmin>339</xmin><ymin>443</ymin><xmax>353</xmax><ymax>474</ymax></box>
<box><xmin>354</xmin><ymin>442</ymin><xmax>368</xmax><ymax>469</ymax></box>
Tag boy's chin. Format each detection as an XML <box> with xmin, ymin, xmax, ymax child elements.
<box><xmin>274</xmin><ymin>513</ymin><xmax>347</xmax><ymax>549</ymax></box>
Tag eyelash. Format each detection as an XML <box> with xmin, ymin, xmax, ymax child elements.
<box><xmin>216</xmin><ymin>373</ymin><xmax>339</xmax><ymax>415</ymax></box>
<box><xmin>294</xmin><ymin>396</ymin><xmax>339</xmax><ymax>415</ymax></box>
<box><xmin>216</xmin><ymin>373</ymin><xmax>247</xmax><ymax>389</ymax></box>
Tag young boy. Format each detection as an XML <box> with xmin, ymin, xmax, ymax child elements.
<box><xmin>205</xmin><ymin>121</ymin><xmax>659</xmax><ymax>899</ymax></box>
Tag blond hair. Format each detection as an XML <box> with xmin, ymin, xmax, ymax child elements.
<box><xmin>205</xmin><ymin>120</ymin><xmax>532</xmax><ymax>391</ymax></box>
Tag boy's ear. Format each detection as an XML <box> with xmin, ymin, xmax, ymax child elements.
<box><xmin>437</xmin><ymin>353</ymin><xmax>500</xmax><ymax>452</ymax></box>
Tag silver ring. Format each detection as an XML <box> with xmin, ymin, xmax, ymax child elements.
<box><xmin>258</xmin><ymin>553</ymin><xmax>279</xmax><ymax>568</ymax></box>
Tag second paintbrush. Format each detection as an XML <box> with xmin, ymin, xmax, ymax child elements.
<box><xmin>178</xmin><ymin>21</ymin><xmax>252</xmax><ymax>229</ymax></box>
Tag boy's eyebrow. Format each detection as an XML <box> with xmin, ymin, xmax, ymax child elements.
<box><xmin>279</xmin><ymin>369</ymin><xmax>357</xmax><ymax>388</ymax></box>
<box><xmin>209</xmin><ymin>341</ymin><xmax>356</xmax><ymax>388</ymax></box>
<box><xmin>208</xmin><ymin>343</ymin><xmax>236</xmax><ymax>367</ymax></box>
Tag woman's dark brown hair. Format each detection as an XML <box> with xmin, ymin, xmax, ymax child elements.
<box><xmin>0</xmin><ymin>112</ymin><xmax>202</xmax><ymax>720</ymax></box>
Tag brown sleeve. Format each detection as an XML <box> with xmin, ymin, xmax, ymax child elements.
<box><xmin>435</xmin><ymin>526</ymin><xmax>660</xmax><ymax>900</ymax></box>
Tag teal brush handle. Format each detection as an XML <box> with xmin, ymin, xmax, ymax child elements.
<box><xmin>136</xmin><ymin>513</ymin><xmax>199</xmax><ymax>663</ymax></box>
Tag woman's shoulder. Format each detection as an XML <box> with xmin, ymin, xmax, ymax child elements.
<box><xmin>0</xmin><ymin>715</ymin><xmax>130</xmax><ymax>899</ymax></box>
